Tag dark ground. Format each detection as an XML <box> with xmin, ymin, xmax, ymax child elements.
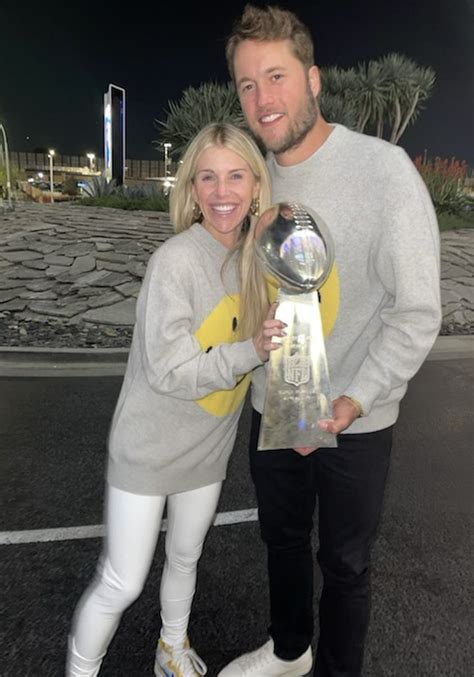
<box><xmin>0</xmin><ymin>359</ymin><xmax>473</xmax><ymax>676</ymax></box>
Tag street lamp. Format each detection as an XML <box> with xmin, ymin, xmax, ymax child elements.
<box><xmin>0</xmin><ymin>122</ymin><xmax>13</xmax><ymax>210</ymax></box>
<box><xmin>86</xmin><ymin>153</ymin><xmax>96</xmax><ymax>173</ymax></box>
<box><xmin>48</xmin><ymin>149</ymin><xmax>55</xmax><ymax>203</ymax></box>
<box><xmin>163</xmin><ymin>142</ymin><xmax>172</xmax><ymax>177</ymax></box>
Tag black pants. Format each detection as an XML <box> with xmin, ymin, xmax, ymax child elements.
<box><xmin>249</xmin><ymin>409</ymin><xmax>393</xmax><ymax>677</ymax></box>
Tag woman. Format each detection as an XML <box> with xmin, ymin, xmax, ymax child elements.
<box><xmin>66</xmin><ymin>123</ymin><xmax>285</xmax><ymax>677</ymax></box>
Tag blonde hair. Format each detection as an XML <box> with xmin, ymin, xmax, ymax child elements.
<box><xmin>226</xmin><ymin>4</ymin><xmax>315</xmax><ymax>80</ymax></box>
<box><xmin>169</xmin><ymin>122</ymin><xmax>271</xmax><ymax>339</ymax></box>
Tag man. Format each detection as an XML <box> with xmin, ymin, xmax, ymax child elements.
<box><xmin>219</xmin><ymin>5</ymin><xmax>442</xmax><ymax>677</ymax></box>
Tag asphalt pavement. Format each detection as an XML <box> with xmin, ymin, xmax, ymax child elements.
<box><xmin>1</xmin><ymin>356</ymin><xmax>473</xmax><ymax>676</ymax></box>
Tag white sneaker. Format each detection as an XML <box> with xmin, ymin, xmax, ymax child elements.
<box><xmin>155</xmin><ymin>637</ymin><xmax>207</xmax><ymax>677</ymax></box>
<box><xmin>217</xmin><ymin>638</ymin><xmax>312</xmax><ymax>676</ymax></box>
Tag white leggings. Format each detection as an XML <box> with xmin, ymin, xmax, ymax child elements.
<box><xmin>66</xmin><ymin>481</ymin><xmax>222</xmax><ymax>677</ymax></box>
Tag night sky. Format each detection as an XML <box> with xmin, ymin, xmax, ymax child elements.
<box><xmin>1</xmin><ymin>0</ymin><xmax>473</xmax><ymax>164</ymax></box>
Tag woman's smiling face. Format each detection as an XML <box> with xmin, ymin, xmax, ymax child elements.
<box><xmin>192</xmin><ymin>145</ymin><xmax>259</xmax><ymax>248</ymax></box>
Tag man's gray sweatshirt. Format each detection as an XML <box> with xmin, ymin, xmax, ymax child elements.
<box><xmin>251</xmin><ymin>124</ymin><xmax>442</xmax><ymax>434</ymax></box>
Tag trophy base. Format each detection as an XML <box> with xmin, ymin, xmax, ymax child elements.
<box><xmin>258</xmin><ymin>290</ymin><xmax>337</xmax><ymax>451</ymax></box>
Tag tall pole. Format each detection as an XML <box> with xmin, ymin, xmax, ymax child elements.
<box><xmin>0</xmin><ymin>123</ymin><xmax>13</xmax><ymax>210</ymax></box>
<box><xmin>164</xmin><ymin>142</ymin><xmax>172</xmax><ymax>176</ymax></box>
<box><xmin>48</xmin><ymin>149</ymin><xmax>55</xmax><ymax>203</ymax></box>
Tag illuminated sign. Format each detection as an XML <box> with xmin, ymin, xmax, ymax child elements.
<box><xmin>103</xmin><ymin>84</ymin><xmax>126</xmax><ymax>185</ymax></box>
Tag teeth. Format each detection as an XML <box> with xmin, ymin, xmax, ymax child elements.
<box><xmin>213</xmin><ymin>205</ymin><xmax>236</xmax><ymax>213</ymax></box>
<box><xmin>261</xmin><ymin>113</ymin><xmax>281</xmax><ymax>123</ymax></box>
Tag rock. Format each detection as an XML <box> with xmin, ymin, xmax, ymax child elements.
<box><xmin>0</xmin><ymin>288</ymin><xmax>26</xmax><ymax>302</ymax></box>
<box><xmin>55</xmin><ymin>283</ymin><xmax>75</xmax><ymax>296</ymax></box>
<box><xmin>56</xmin><ymin>294</ymin><xmax>81</xmax><ymax>307</ymax></box>
<box><xmin>95</xmin><ymin>252</ymin><xmax>130</xmax><ymax>263</ymax></box>
<box><xmin>56</xmin><ymin>242</ymin><xmax>95</xmax><ymax>256</ymax></box>
<box><xmin>44</xmin><ymin>254</ymin><xmax>74</xmax><ymax>266</ymax></box>
<box><xmin>69</xmin><ymin>254</ymin><xmax>96</xmax><ymax>276</ymax></box>
<box><xmin>86</xmin><ymin>292</ymin><xmax>123</xmax><ymax>308</ymax></box>
<box><xmin>96</xmin><ymin>260</ymin><xmax>129</xmax><ymax>273</ymax></box>
<box><xmin>95</xmin><ymin>242</ymin><xmax>115</xmax><ymax>252</ymax></box>
<box><xmin>0</xmin><ymin>279</ymin><xmax>28</xmax><ymax>290</ymax></box>
<box><xmin>114</xmin><ymin>241</ymin><xmax>145</xmax><ymax>254</ymax></box>
<box><xmin>0</xmin><ymin>298</ymin><xmax>27</xmax><ymax>311</ymax></box>
<box><xmin>22</xmin><ymin>260</ymin><xmax>49</xmax><ymax>270</ymax></box>
<box><xmin>26</xmin><ymin>279</ymin><xmax>56</xmax><ymax>291</ymax></box>
<box><xmin>27</xmin><ymin>243</ymin><xmax>60</xmax><ymax>254</ymax></box>
<box><xmin>28</xmin><ymin>300</ymin><xmax>88</xmax><ymax>318</ymax></box>
<box><xmin>115</xmin><ymin>281</ymin><xmax>142</xmax><ymax>297</ymax></box>
<box><xmin>70</xmin><ymin>269</ymin><xmax>114</xmax><ymax>288</ymax></box>
<box><xmin>84</xmin><ymin>271</ymin><xmax>132</xmax><ymax>287</ymax></box>
<box><xmin>20</xmin><ymin>290</ymin><xmax>58</xmax><ymax>300</ymax></box>
<box><xmin>0</xmin><ymin>250</ymin><xmax>43</xmax><ymax>262</ymax></box>
<box><xmin>5</xmin><ymin>266</ymin><xmax>46</xmax><ymax>279</ymax></box>
<box><xmin>127</xmin><ymin>261</ymin><xmax>146</xmax><ymax>278</ymax></box>
<box><xmin>46</xmin><ymin>265</ymin><xmax>72</xmax><ymax>277</ymax></box>
<box><xmin>82</xmin><ymin>298</ymin><xmax>136</xmax><ymax>325</ymax></box>
<box><xmin>76</xmin><ymin>286</ymin><xmax>109</xmax><ymax>297</ymax></box>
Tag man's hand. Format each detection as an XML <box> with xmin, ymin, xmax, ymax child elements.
<box><xmin>319</xmin><ymin>396</ymin><xmax>360</xmax><ymax>434</ymax></box>
<box><xmin>293</xmin><ymin>396</ymin><xmax>361</xmax><ymax>456</ymax></box>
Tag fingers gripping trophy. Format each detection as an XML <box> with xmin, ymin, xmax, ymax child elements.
<box><xmin>254</xmin><ymin>202</ymin><xmax>337</xmax><ymax>451</ymax></box>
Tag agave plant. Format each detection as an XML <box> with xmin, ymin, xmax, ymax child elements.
<box><xmin>82</xmin><ymin>174</ymin><xmax>117</xmax><ymax>198</ymax></box>
<box><xmin>154</xmin><ymin>81</ymin><xmax>247</xmax><ymax>155</ymax></box>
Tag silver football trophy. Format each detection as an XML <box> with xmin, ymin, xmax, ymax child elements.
<box><xmin>255</xmin><ymin>202</ymin><xmax>337</xmax><ymax>450</ymax></box>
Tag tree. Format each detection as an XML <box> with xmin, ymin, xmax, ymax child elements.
<box><xmin>377</xmin><ymin>53</ymin><xmax>435</xmax><ymax>144</ymax></box>
<box><xmin>319</xmin><ymin>66</ymin><xmax>359</xmax><ymax>129</ymax></box>
<box><xmin>153</xmin><ymin>54</ymin><xmax>435</xmax><ymax>154</ymax></box>
<box><xmin>154</xmin><ymin>81</ymin><xmax>246</xmax><ymax>156</ymax></box>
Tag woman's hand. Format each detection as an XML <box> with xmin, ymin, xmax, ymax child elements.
<box><xmin>253</xmin><ymin>302</ymin><xmax>286</xmax><ymax>362</ymax></box>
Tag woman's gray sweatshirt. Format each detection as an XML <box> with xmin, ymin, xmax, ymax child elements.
<box><xmin>107</xmin><ymin>224</ymin><xmax>262</xmax><ymax>495</ymax></box>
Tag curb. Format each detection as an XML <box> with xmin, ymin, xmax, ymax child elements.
<box><xmin>0</xmin><ymin>347</ymin><xmax>129</xmax><ymax>377</ymax></box>
<box><xmin>0</xmin><ymin>336</ymin><xmax>473</xmax><ymax>378</ymax></box>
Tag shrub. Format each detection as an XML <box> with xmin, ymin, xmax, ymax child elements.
<box><xmin>63</xmin><ymin>175</ymin><xmax>79</xmax><ymax>196</ymax></box>
<box><xmin>415</xmin><ymin>156</ymin><xmax>470</xmax><ymax>215</ymax></box>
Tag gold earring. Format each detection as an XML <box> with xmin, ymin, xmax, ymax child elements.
<box><xmin>250</xmin><ymin>197</ymin><xmax>260</xmax><ymax>217</ymax></box>
<box><xmin>193</xmin><ymin>202</ymin><xmax>202</xmax><ymax>220</ymax></box>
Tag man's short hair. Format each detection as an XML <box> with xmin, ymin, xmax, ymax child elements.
<box><xmin>225</xmin><ymin>4</ymin><xmax>315</xmax><ymax>80</ymax></box>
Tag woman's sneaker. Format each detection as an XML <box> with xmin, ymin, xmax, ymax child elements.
<box><xmin>217</xmin><ymin>638</ymin><xmax>312</xmax><ymax>676</ymax></box>
<box><xmin>155</xmin><ymin>637</ymin><xmax>207</xmax><ymax>677</ymax></box>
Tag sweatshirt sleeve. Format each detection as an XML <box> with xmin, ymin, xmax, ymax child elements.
<box><xmin>136</xmin><ymin>247</ymin><xmax>263</xmax><ymax>399</ymax></box>
<box><xmin>344</xmin><ymin>148</ymin><xmax>442</xmax><ymax>415</ymax></box>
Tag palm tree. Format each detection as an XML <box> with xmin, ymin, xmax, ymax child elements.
<box><xmin>154</xmin><ymin>82</ymin><xmax>246</xmax><ymax>156</ymax></box>
<box><xmin>319</xmin><ymin>66</ymin><xmax>359</xmax><ymax>128</ymax></box>
<box><xmin>153</xmin><ymin>54</ymin><xmax>435</xmax><ymax>153</ymax></box>
<box><xmin>354</xmin><ymin>59</ymin><xmax>388</xmax><ymax>135</ymax></box>
<box><xmin>378</xmin><ymin>53</ymin><xmax>435</xmax><ymax>143</ymax></box>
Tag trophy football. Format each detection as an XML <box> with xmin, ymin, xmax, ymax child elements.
<box><xmin>254</xmin><ymin>202</ymin><xmax>337</xmax><ymax>451</ymax></box>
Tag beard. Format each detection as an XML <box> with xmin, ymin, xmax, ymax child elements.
<box><xmin>252</xmin><ymin>83</ymin><xmax>319</xmax><ymax>156</ymax></box>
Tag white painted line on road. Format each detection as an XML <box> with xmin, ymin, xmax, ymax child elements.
<box><xmin>0</xmin><ymin>508</ymin><xmax>259</xmax><ymax>545</ymax></box>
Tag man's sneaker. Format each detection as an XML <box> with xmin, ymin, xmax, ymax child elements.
<box><xmin>217</xmin><ymin>638</ymin><xmax>312</xmax><ymax>676</ymax></box>
<box><xmin>155</xmin><ymin>637</ymin><xmax>207</xmax><ymax>677</ymax></box>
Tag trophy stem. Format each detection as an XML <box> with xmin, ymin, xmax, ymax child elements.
<box><xmin>258</xmin><ymin>289</ymin><xmax>338</xmax><ymax>451</ymax></box>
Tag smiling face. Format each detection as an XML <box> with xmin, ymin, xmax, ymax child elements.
<box><xmin>192</xmin><ymin>145</ymin><xmax>259</xmax><ymax>248</ymax></box>
<box><xmin>233</xmin><ymin>39</ymin><xmax>321</xmax><ymax>163</ymax></box>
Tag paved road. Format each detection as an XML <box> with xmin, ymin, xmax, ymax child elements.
<box><xmin>1</xmin><ymin>359</ymin><xmax>473</xmax><ymax>676</ymax></box>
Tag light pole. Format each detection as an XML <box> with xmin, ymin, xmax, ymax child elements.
<box><xmin>48</xmin><ymin>149</ymin><xmax>55</xmax><ymax>203</ymax></box>
<box><xmin>163</xmin><ymin>142</ymin><xmax>172</xmax><ymax>177</ymax></box>
<box><xmin>0</xmin><ymin>122</ymin><xmax>13</xmax><ymax>210</ymax></box>
<box><xmin>86</xmin><ymin>153</ymin><xmax>96</xmax><ymax>173</ymax></box>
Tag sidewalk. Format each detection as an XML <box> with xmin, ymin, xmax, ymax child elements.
<box><xmin>1</xmin><ymin>202</ymin><xmax>473</xmax><ymax>375</ymax></box>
